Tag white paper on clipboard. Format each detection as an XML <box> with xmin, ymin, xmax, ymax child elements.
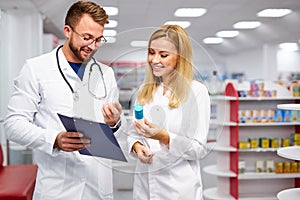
<box><xmin>58</xmin><ymin>113</ymin><xmax>127</xmax><ymax>162</ymax></box>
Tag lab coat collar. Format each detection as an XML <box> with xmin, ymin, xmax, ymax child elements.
<box><xmin>56</xmin><ymin>47</ymin><xmax>94</xmax><ymax>85</ymax></box>
<box><xmin>158</xmin><ymin>83</ymin><xmax>171</xmax><ymax>98</ymax></box>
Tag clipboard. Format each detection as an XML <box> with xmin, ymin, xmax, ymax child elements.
<box><xmin>58</xmin><ymin>113</ymin><xmax>127</xmax><ymax>162</ymax></box>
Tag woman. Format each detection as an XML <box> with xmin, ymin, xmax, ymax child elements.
<box><xmin>127</xmin><ymin>25</ymin><xmax>211</xmax><ymax>200</ymax></box>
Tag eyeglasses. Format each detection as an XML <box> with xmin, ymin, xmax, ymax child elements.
<box><xmin>69</xmin><ymin>26</ymin><xmax>107</xmax><ymax>46</ymax></box>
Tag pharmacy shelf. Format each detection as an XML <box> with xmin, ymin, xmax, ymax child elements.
<box><xmin>239</xmin><ymin>148</ymin><xmax>278</xmax><ymax>152</ymax></box>
<box><xmin>206</xmin><ymin>82</ymin><xmax>300</xmax><ymax>199</ymax></box>
<box><xmin>276</xmin><ymin>101</ymin><xmax>300</xmax><ymax>199</ymax></box>
<box><xmin>239</xmin><ymin>172</ymin><xmax>300</xmax><ymax>180</ymax></box>
<box><xmin>204</xmin><ymin>187</ymin><xmax>278</xmax><ymax>200</ymax></box>
<box><xmin>213</xmin><ymin>145</ymin><xmax>237</xmax><ymax>152</ymax></box>
<box><xmin>277</xmin><ymin>146</ymin><xmax>300</xmax><ymax>161</ymax></box>
<box><xmin>277</xmin><ymin>103</ymin><xmax>300</xmax><ymax>110</ymax></box>
<box><xmin>205</xmin><ymin>165</ymin><xmax>300</xmax><ymax>180</ymax></box>
<box><xmin>211</xmin><ymin>95</ymin><xmax>300</xmax><ymax>101</ymax></box>
<box><xmin>204</xmin><ymin>187</ymin><xmax>235</xmax><ymax>200</ymax></box>
<box><xmin>277</xmin><ymin>188</ymin><xmax>300</xmax><ymax>200</ymax></box>
<box><xmin>217</xmin><ymin>122</ymin><xmax>300</xmax><ymax>126</ymax></box>
<box><xmin>203</xmin><ymin>165</ymin><xmax>236</xmax><ymax>177</ymax></box>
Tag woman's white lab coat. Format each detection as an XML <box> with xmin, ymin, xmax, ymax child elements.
<box><xmin>127</xmin><ymin>81</ymin><xmax>210</xmax><ymax>200</ymax></box>
<box><xmin>4</xmin><ymin>46</ymin><xmax>124</xmax><ymax>200</ymax></box>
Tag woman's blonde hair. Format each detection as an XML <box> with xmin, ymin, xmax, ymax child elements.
<box><xmin>137</xmin><ymin>25</ymin><xmax>194</xmax><ymax>108</ymax></box>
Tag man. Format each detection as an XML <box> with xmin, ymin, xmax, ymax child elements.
<box><xmin>4</xmin><ymin>1</ymin><xmax>124</xmax><ymax>199</ymax></box>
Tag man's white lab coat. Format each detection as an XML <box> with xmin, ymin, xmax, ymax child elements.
<box><xmin>4</xmin><ymin>46</ymin><xmax>124</xmax><ymax>200</ymax></box>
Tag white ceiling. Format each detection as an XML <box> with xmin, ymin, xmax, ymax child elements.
<box><xmin>1</xmin><ymin>0</ymin><xmax>300</xmax><ymax>55</ymax></box>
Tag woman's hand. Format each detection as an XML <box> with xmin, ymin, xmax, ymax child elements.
<box><xmin>134</xmin><ymin>119</ymin><xmax>170</xmax><ymax>145</ymax></box>
<box><xmin>132</xmin><ymin>142</ymin><xmax>153</xmax><ymax>164</ymax></box>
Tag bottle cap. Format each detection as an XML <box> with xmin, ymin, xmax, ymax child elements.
<box><xmin>134</xmin><ymin>104</ymin><xmax>144</xmax><ymax>120</ymax></box>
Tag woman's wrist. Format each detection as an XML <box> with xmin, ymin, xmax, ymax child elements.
<box><xmin>159</xmin><ymin>130</ymin><xmax>170</xmax><ymax>145</ymax></box>
<box><xmin>132</xmin><ymin>141</ymin><xmax>143</xmax><ymax>153</ymax></box>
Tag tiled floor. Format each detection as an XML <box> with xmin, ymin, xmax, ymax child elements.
<box><xmin>114</xmin><ymin>189</ymin><xmax>133</xmax><ymax>200</ymax></box>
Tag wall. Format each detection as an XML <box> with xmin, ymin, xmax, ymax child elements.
<box><xmin>225</xmin><ymin>43</ymin><xmax>300</xmax><ymax>81</ymax></box>
<box><xmin>277</xmin><ymin>49</ymin><xmax>300</xmax><ymax>73</ymax></box>
<box><xmin>0</xmin><ymin>8</ymin><xmax>43</xmax><ymax>165</ymax></box>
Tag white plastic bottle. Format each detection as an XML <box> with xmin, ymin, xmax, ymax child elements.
<box><xmin>209</xmin><ymin>70</ymin><xmax>223</xmax><ymax>95</ymax></box>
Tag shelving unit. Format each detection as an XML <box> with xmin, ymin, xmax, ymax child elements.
<box><xmin>204</xmin><ymin>82</ymin><xmax>300</xmax><ymax>200</ymax></box>
<box><xmin>276</xmin><ymin>103</ymin><xmax>300</xmax><ymax>200</ymax></box>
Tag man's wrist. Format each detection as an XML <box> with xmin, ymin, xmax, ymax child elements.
<box><xmin>109</xmin><ymin>118</ymin><xmax>121</xmax><ymax>128</ymax></box>
<box><xmin>110</xmin><ymin>119</ymin><xmax>121</xmax><ymax>133</ymax></box>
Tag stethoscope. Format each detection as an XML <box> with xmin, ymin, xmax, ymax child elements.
<box><xmin>56</xmin><ymin>45</ymin><xmax>107</xmax><ymax>101</ymax></box>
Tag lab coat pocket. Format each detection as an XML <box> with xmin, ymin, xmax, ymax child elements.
<box><xmin>98</xmin><ymin>164</ymin><xmax>113</xmax><ymax>195</ymax></box>
<box><xmin>40</xmin><ymin>80</ymin><xmax>73</xmax><ymax>113</ymax></box>
<box><xmin>38</xmin><ymin>152</ymin><xmax>67</xmax><ymax>197</ymax></box>
<box><xmin>173</xmin><ymin>161</ymin><xmax>200</xmax><ymax>199</ymax></box>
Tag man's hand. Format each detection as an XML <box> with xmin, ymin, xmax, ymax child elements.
<box><xmin>102</xmin><ymin>102</ymin><xmax>122</xmax><ymax>126</ymax></box>
<box><xmin>54</xmin><ymin>131</ymin><xmax>90</xmax><ymax>152</ymax></box>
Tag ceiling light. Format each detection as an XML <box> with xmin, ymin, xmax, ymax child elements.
<box><xmin>103</xmin><ymin>7</ymin><xmax>119</xmax><ymax>16</ymax></box>
<box><xmin>257</xmin><ymin>9</ymin><xmax>292</xmax><ymax>17</ymax></box>
<box><xmin>164</xmin><ymin>21</ymin><xmax>191</xmax><ymax>28</ymax></box>
<box><xmin>105</xmin><ymin>20</ymin><xmax>118</xmax><ymax>28</ymax></box>
<box><xmin>216</xmin><ymin>30</ymin><xmax>239</xmax><ymax>38</ymax></box>
<box><xmin>130</xmin><ymin>40</ymin><xmax>148</xmax><ymax>47</ymax></box>
<box><xmin>233</xmin><ymin>21</ymin><xmax>261</xmax><ymax>29</ymax></box>
<box><xmin>106</xmin><ymin>37</ymin><xmax>116</xmax><ymax>43</ymax></box>
<box><xmin>203</xmin><ymin>37</ymin><xmax>223</xmax><ymax>44</ymax></box>
<box><xmin>279</xmin><ymin>43</ymin><xmax>299</xmax><ymax>51</ymax></box>
<box><xmin>174</xmin><ymin>8</ymin><xmax>207</xmax><ymax>17</ymax></box>
<box><xmin>104</xmin><ymin>30</ymin><xmax>117</xmax><ymax>37</ymax></box>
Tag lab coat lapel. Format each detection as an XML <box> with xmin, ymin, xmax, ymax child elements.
<box><xmin>57</xmin><ymin>47</ymin><xmax>81</xmax><ymax>84</ymax></box>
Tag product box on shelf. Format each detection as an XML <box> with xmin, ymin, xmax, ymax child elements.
<box><xmin>256</xmin><ymin>160</ymin><xmax>264</xmax><ymax>173</ymax></box>
<box><xmin>259</xmin><ymin>138</ymin><xmax>270</xmax><ymax>148</ymax></box>
<box><xmin>276</xmin><ymin>162</ymin><xmax>283</xmax><ymax>173</ymax></box>
<box><xmin>238</xmin><ymin>160</ymin><xmax>246</xmax><ymax>174</ymax></box>
<box><xmin>238</xmin><ymin>141</ymin><xmax>250</xmax><ymax>149</ymax></box>
<box><xmin>275</xmin><ymin>110</ymin><xmax>283</xmax><ymax>122</ymax></box>
<box><xmin>270</xmin><ymin>138</ymin><xmax>279</xmax><ymax>148</ymax></box>
<box><xmin>266</xmin><ymin>160</ymin><xmax>275</xmax><ymax>173</ymax></box>
<box><xmin>284</xmin><ymin>162</ymin><xmax>291</xmax><ymax>173</ymax></box>
<box><xmin>248</xmin><ymin>138</ymin><xmax>258</xmax><ymax>148</ymax></box>
<box><xmin>283</xmin><ymin>110</ymin><xmax>292</xmax><ymax>122</ymax></box>
<box><xmin>281</xmin><ymin>138</ymin><xmax>290</xmax><ymax>147</ymax></box>
<box><xmin>291</xmin><ymin>162</ymin><xmax>298</xmax><ymax>173</ymax></box>
<box><xmin>291</xmin><ymin>110</ymin><xmax>299</xmax><ymax>122</ymax></box>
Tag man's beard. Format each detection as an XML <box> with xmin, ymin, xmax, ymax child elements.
<box><xmin>69</xmin><ymin>40</ymin><xmax>96</xmax><ymax>63</ymax></box>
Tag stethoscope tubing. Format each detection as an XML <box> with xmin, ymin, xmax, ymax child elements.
<box><xmin>56</xmin><ymin>45</ymin><xmax>75</xmax><ymax>95</ymax></box>
<box><xmin>56</xmin><ymin>45</ymin><xmax>107</xmax><ymax>100</ymax></box>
